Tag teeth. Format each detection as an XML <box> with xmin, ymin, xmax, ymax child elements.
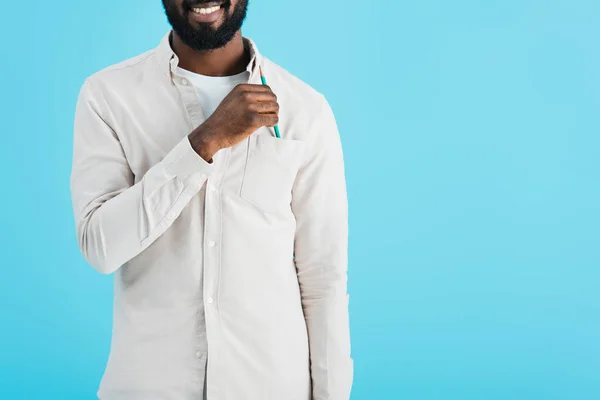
<box><xmin>192</xmin><ymin>5</ymin><xmax>221</xmax><ymax>14</ymax></box>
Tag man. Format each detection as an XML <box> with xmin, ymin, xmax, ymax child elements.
<box><xmin>70</xmin><ymin>0</ymin><xmax>353</xmax><ymax>399</ymax></box>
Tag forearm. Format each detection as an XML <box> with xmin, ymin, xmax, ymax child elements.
<box><xmin>296</xmin><ymin>207</ymin><xmax>353</xmax><ymax>399</ymax></box>
<box><xmin>300</xmin><ymin>262</ymin><xmax>353</xmax><ymax>400</ymax></box>
<box><xmin>71</xmin><ymin>78</ymin><xmax>226</xmax><ymax>274</ymax></box>
<box><xmin>72</xmin><ymin>136</ymin><xmax>212</xmax><ymax>274</ymax></box>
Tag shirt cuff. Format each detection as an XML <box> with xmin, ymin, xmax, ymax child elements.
<box><xmin>163</xmin><ymin>136</ymin><xmax>213</xmax><ymax>184</ymax></box>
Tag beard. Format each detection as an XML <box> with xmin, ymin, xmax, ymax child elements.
<box><xmin>162</xmin><ymin>0</ymin><xmax>249</xmax><ymax>51</ymax></box>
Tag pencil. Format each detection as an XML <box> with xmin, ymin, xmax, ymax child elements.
<box><xmin>259</xmin><ymin>66</ymin><xmax>281</xmax><ymax>138</ymax></box>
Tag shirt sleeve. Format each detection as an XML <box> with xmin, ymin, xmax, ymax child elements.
<box><xmin>291</xmin><ymin>94</ymin><xmax>353</xmax><ymax>400</ymax></box>
<box><xmin>70</xmin><ymin>79</ymin><xmax>213</xmax><ymax>274</ymax></box>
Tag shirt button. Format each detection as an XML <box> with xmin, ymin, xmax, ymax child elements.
<box><xmin>196</xmin><ymin>351</ymin><xmax>203</xmax><ymax>358</ymax></box>
<box><xmin>181</xmin><ymin>78</ymin><xmax>188</xmax><ymax>86</ymax></box>
<box><xmin>207</xmin><ymin>297</ymin><xmax>214</xmax><ymax>304</ymax></box>
<box><xmin>210</xmin><ymin>186</ymin><xmax>217</xmax><ymax>193</ymax></box>
<box><xmin>208</xmin><ymin>240</ymin><xmax>216</xmax><ymax>247</ymax></box>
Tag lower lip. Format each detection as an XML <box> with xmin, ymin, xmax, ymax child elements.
<box><xmin>190</xmin><ymin>6</ymin><xmax>224</xmax><ymax>23</ymax></box>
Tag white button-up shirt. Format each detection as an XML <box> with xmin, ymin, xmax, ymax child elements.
<box><xmin>70</xmin><ymin>32</ymin><xmax>353</xmax><ymax>400</ymax></box>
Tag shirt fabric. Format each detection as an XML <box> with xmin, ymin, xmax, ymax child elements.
<box><xmin>70</xmin><ymin>31</ymin><xmax>353</xmax><ymax>400</ymax></box>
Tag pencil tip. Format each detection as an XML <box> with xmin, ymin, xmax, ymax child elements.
<box><xmin>259</xmin><ymin>66</ymin><xmax>264</xmax><ymax>76</ymax></box>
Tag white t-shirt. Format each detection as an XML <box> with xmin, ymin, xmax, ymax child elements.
<box><xmin>175</xmin><ymin>66</ymin><xmax>249</xmax><ymax>119</ymax></box>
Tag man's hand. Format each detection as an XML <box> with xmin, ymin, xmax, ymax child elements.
<box><xmin>188</xmin><ymin>83</ymin><xmax>279</xmax><ymax>162</ymax></box>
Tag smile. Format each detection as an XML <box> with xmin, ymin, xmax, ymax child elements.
<box><xmin>189</xmin><ymin>2</ymin><xmax>225</xmax><ymax>23</ymax></box>
<box><xmin>192</xmin><ymin>5</ymin><xmax>222</xmax><ymax>15</ymax></box>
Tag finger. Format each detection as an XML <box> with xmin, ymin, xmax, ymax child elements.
<box><xmin>252</xmin><ymin>112</ymin><xmax>279</xmax><ymax>127</ymax></box>
<box><xmin>236</xmin><ymin>84</ymin><xmax>277</xmax><ymax>99</ymax></box>
<box><xmin>248</xmin><ymin>101</ymin><xmax>279</xmax><ymax>113</ymax></box>
<box><xmin>261</xmin><ymin>112</ymin><xmax>279</xmax><ymax>127</ymax></box>
<box><xmin>236</xmin><ymin>83</ymin><xmax>276</xmax><ymax>94</ymax></box>
<box><xmin>242</xmin><ymin>90</ymin><xmax>277</xmax><ymax>103</ymax></box>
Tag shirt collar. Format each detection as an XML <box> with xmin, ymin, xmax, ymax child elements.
<box><xmin>156</xmin><ymin>31</ymin><xmax>261</xmax><ymax>78</ymax></box>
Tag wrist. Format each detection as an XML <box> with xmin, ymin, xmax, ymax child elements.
<box><xmin>189</xmin><ymin>127</ymin><xmax>220</xmax><ymax>162</ymax></box>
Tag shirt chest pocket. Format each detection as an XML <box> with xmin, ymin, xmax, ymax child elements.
<box><xmin>240</xmin><ymin>133</ymin><xmax>306</xmax><ymax>214</ymax></box>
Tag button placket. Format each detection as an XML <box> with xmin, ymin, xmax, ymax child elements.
<box><xmin>172</xmin><ymin>65</ymin><xmax>214</xmax><ymax>392</ymax></box>
<box><xmin>204</xmin><ymin>160</ymin><xmax>223</xmax><ymax>311</ymax></box>
<box><xmin>170</xmin><ymin>63</ymin><xmax>206</xmax><ymax>127</ymax></box>
<box><xmin>201</xmin><ymin>148</ymin><xmax>231</xmax><ymax>400</ymax></box>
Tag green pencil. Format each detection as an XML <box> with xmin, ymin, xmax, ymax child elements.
<box><xmin>259</xmin><ymin>66</ymin><xmax>281</xmax><ymax>138</ymax></box>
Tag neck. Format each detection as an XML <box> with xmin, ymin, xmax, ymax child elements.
<box><xmin>171</xmin><ymin>31</ymin><xmax>250</xmax><ymax>77</ymax></box>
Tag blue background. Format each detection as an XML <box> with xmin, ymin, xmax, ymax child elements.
<box><xmin>1</xmin><ymin>0</ymin><xmax>599</xmax><ymax>399</ymax></box>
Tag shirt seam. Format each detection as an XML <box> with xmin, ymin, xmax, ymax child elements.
<box><xmin>94</xmin><ymin>49</ymin><xmax>157</xmax><ymax>75</ymax></box>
